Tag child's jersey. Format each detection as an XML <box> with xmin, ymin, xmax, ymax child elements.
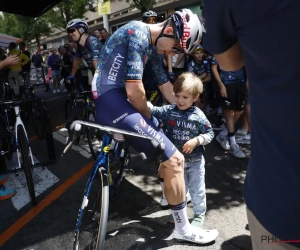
<box><xmin>151</xmin><ymin>104</ymin><xmax>214</xmax><ymax>161</ymax></box>
<box><xmin>187</xmin><ymin>58</ymin><xmax>211</xmax><ymax>77</ymax></box>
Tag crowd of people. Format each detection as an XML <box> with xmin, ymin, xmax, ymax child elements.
<box><xmin>1</xmin><ymin>2</ymin><xmax>297</xmax><ymax>249</ymax></box>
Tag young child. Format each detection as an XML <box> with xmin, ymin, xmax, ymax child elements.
<box><xmin>149</xmin><ymin>72</ymin><xmax>214</xmax><ymax>227</ymax></box>
<box><xmin>187</xmin><ymin>44</ymin><xmax>211</xmax><ymax>113</ymax></box>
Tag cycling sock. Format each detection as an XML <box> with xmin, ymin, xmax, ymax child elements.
<box><xmin>228</xmin><ymin>132</ymin><xmax>236</xmax><ymax>145</ymax></box>
<box><xmin>170</xmin><ymin>201</ymin><xmax>191</xmax><ymax>234</ymax></box>
<box><xmin>159</xmin><ymin>177</ymin><xmax>165</xmax><ymax>199</ymax></box>
<box><xmin>220</xmin><ymin>127</ymin><xmax>228</xmax><ymax>136</ymax></box>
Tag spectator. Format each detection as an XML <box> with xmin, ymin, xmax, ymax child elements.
<box><xmin>47</xmin><ymin>48</ymin><xmax>61</xmax><ymax>93</ymax></box>
<box><xmin>31</xmin><ymin>49</ymin><xmax>43</xmax><ymax>84</ymax></box>
<box><xmin>93</xmin><ymin>29</ymin><xmax>102</xmax><ymax>41</ymax></box>
<box><xmin>19</xmin><ymin>42</ymin><xmax>31</xmax><ymax>85</ymax></box>
<box><xmin>99</xmin><ymin>27</ymin><xmax>110</xmax><ymax>44</ymax></box>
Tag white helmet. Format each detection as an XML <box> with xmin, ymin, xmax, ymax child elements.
<box><xmin>66</xmin><ymin>19</ymin><xmax>88</xmax><ymax>32</ymax></box>
<box><xmin>171</xmin><ymin>9</ymin><xmax>203</xmax><ymax>54</ymax></box>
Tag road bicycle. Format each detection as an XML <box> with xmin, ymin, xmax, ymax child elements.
<box><xmin>62</xmin><ymin>120</ymin><xmax>164</xmax><ymax>250</ymax></box>
<box><xmin>64</xmin><ymin>90</ymin><xmax>102</xmax><ymax>160</ymax></box>
<box><xmin>0</xmin><ymin>99</ymin><xmax>36</xmax><ymax>206</ymax></box>
<box><xmin>18</xmin><ymin>82</ymin><xmax>50</xmax><ymax>139</ymax></box>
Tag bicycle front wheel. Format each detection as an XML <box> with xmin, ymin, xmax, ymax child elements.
<box><xmin>17</xmin><ymin>125</ymin><xmax>36</xmax><ymax>206</ymax></box>
<box><xmin>73</xmin><ymin>168</ymin><xmax>109</xmax><ymax>250</ymax></box>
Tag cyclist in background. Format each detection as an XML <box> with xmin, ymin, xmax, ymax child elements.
<box><xmin>65</xmin><ymin>19</ymin><xmax>102</xmax><ymax>85</ymax></box>
<box><xmin>93</xmin><ymin>8</ymin><xmax>219</xmax><ymax>244</ymax></box>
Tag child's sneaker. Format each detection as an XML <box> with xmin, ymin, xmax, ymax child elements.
<box><xmin>173</xmin><ymin>226</ymin><xmax>219</xmax><ymax>244</ymax></box>
<box><xmin>216</xmin><ymin>134</ymin><xmax>230</xmax><ymax>150</ymax></box>
<box><xmin>0</xmin><ymin>175</ymin><xmax>8</xmax><ymax>185</ymax></box>
<box><xmin>236</xmin><ymin>128</ymin><xmax>247</xmax><ymax>137</ymax></box>
<box><xmin>230</xmin><ymin>144</ymin><xmax>246</xmax><ymax>158</ymax></box>
<box><xmin>0</xmin><ymin>187</ymin><xmax>16</xmax><ymax>200</ymax></box>
<box><xmin>191</xmin><ymin>214</ymin><xmax>205</xmax><ymax>227</ymax></box>
<box><xmin>236</xmin><ymin>133</ymin><xmax>251</xmax><ymax>144</ymax></box>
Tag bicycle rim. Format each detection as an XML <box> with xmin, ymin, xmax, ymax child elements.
<box><xmin>86</xmin><ymin>107</ymin><xmax>102</xmax><ymax>160</ymax></box>
<box><xmin>65</xmin><ymin>98</ymin><xmax>80</xmax><ymax>144</ymax></box>
<box><xmin>73</xmin><ymin>168</ymin><xmax>109</xmax><ymax>250</ymax></box>
<box><xmin>17</xmin><ymin>125</ymin><xmax>36</xmax><ymax>206</ymax></box>
<box><xmin>32</xmin><ymin>100</ymin><xmax>44</xmax><ymax>139</ymax></box>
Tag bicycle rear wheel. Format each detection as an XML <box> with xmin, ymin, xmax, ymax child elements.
<box><xmin>73</xmin><ymin>168</ymin><xmax>109</xmax><ymax>250</ymax></box>
<box><xmin>17</xmin><ymin>125</ymin><xmax>36</xmax><ymax>206</ymax></box>
<box><xmin>32</xmin><ymin>99</ymin><xmax>44</xmax><ymax>139</ymax></box>
<box><xmin>86</xmin><ymin>107</ymin><xmax>102</xmax><ymax>160</ymax></box>
<box><xmin>65</xmin><ymin>98</ymin><xmax>80</xmax><ymax>144</ymax></box>
<box><xmin>108</xmin><ymin>142</ymin><xmax>130</xmax><ymax>199</ymax></box>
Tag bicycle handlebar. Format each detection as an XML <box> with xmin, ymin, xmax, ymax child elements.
<box><xmin>22</xmin><ymin>83</ymin><xmax>50</xmax><ymax>93</ymax></box>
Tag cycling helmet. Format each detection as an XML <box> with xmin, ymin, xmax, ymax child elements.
<box><xmin>66</xmin><ymin>19</ymin><xmax>88</xmax><ymax>34</ymax></box>
<box><xmin>171</xmin><ymin>9</ymin><xmax>203</xmax><ymax>54</ymax></box>
<box><xmin>142</xmin><ymin>10</ymin><xmax>157</xmax><ymax>23</ymax></box>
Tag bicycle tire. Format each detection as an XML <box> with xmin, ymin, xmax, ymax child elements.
<box><xmin>32</xmin><ymin>99</ymin><xmax>44</xmax><ymax>139</ymax></box>
<box><xmin>65</xmin><ymin>98</ymin><xmax>80</xmax><ymax>144</ymax></box>
<box><xmin>86</xmin><ymin>107</ymin><xmax>102</xmax><ymax>160</ymax></box>
<box><xmin>17</xmin><ymin>125</ymin><xmax>36</xmax><ymax>206</ymax></box>
<box><xmin>108</xmin><ymin>142</ymin><xmax>130</xmax><ymax>200</ymax></box>
<box><xmin>73</xmin><ymin>168</ymin><xmax>109</xmax><ymax>250</ymax></box>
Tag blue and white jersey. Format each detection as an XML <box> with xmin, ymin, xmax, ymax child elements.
<box><xmin>95</xmin><ymin>21</ymin><xmax>169</xmax><ymax>97</ymax></box>
<box><xmin>187</xmin><ymin>59</ymin><xmax>211</xmax><ymax>77</ymax></box>
<box><xmin>151</xmin><ymin>104</ymin><xmax>214</xmax><ymax>161</ymax></box>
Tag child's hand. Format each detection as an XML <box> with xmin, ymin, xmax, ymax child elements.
<box><xmin>182</xmin><ymin>138</ymin><xmax>198</xmax><ymax>154</ymax></box>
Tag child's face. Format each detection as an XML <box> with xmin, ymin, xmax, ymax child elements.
<box><xmin>175</xmin><ymin>91</ymin><xmax>199</xmax><ymax>110</ymax></box>
<box><xmin>193</xmin><ymin>50</ymin><xmax>204</xmax><ymax>62</ymax></box>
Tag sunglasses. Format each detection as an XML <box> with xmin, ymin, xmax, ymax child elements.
<box><xmin>67</xmin><ymin>28</ymin><xmax>76</xmax><ymax>34</ymax></box>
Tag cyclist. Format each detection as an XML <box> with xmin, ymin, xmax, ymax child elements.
<box><xmin>142</xmin><ymin>10</ymin><xmax>158</xmax><ymax>24</ymax></box>
<box><xmin>93</xmin><ymin>8</ymin><xmax>219</xmax><ymax>244</ymax></box>
<box><xmin>65</xmin><ymin>19</ymin><xmax>102</xmax><ymax>86</ymax></box>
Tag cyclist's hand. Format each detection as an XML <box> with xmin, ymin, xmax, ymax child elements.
<box><xmin>220</xmin><ymin>85</ymin><xmax>227</xmax><ymax>98</ymax></box>
<box><xmin>66</xmin><ymin>74</ymin><xmax>76</xmax><ymax>84</ymax></box>
<box><xmin>150</xmin><ymin>115</ymin><xmax>160</xmax><ymax>128</ymax></box>
<box><xmin>182</xmin><ymin>138</ymin><xmax>198</xmax><ymax>154</ymax></box>
<box><xmin>5</xmin><ymin>55</ymin><xmax>19</xmax><ymax>66</ymax></box>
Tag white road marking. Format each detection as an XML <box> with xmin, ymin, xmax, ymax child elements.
<box><xmin>4</xmin><ymin>153</ymin><xmax>59</xmax><ymax>210</ymax></box>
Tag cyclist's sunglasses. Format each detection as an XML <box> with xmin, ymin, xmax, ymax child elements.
<box><xmin>67</xmin><ymin>28</ymin><xmax>76</xmax><ymax>34</ymax></box>
<box><xmin>146</xmin><ymin>17</ymin><xmax>157</xmax><ymax>24</ymax></box>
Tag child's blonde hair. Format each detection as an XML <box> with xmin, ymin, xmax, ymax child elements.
<box><xmin>173</xmin><ymin>72</ymin><xmax>203</xmax><ymax>98</ymax></box>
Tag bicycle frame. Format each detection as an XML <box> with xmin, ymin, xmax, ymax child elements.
<box><xmin>14</xmin><ymin>105</ymin><xmax>35</xmax><ymax>169</ymax></box>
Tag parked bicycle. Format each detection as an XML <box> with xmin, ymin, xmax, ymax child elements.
<box><xmin>64</xmin><ymin>90</ymin><xmax>102</xmax><ymax>160</ymax></box>
<box><xmin>18</xmin><ymin>82</ymin><xmax>50</xmax><ymax>139</ymax></box>
<box><xmin>0</xmin><ymin>99</ymin><xmax>36</xmax><ymax>206</ymax></box>
<box><xmin>62</xmin><ymin>120</ymin><xmax>165</xmax><ymax>250</ymax></box>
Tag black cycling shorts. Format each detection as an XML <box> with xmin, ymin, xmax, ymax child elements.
<box><xmin>222</xmin><ymin>82</ymin><xmax>247</xmax><ymax>111</ymax></box>
<box><xmin>94</xmin><ymin>88</ymin><xmax>177</xmax><ymax>162</ymax></box>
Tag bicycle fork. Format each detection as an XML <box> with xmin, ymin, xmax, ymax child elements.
<box><xmin>14</xmin><ymin>106</ymin><xmax>35</xmax><ymax>169</ymax></box>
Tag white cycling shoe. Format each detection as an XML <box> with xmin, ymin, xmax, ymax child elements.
<box><xmin>173</xmin><ymin>225</ymin><xmax>219</xmax><ymax>244</ymax></box>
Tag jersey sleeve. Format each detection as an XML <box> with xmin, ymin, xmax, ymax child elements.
<box><xmin>202</xmin><ymin>0</ymin><xmax>237</xmax><ymax>54</ymax></box>
<box><xmin>150</xmin><ymin>105</ymin><xmax>169</xmax><ymax>120</ymax></box>
<box><xmin>150</xmin><ymin>51</ymin><xmax>169</xmax><ymax>85</ymax></box>
<box><xmin>87</xmin><ymin>36</ymin><xmax>102</xmax><ymax>61</ymax></box>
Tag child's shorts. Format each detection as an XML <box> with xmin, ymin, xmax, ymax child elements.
<box><xmin>222</xmin><ymin>82</ymin><xmax>247</xmax><ymax>111</ymax></box>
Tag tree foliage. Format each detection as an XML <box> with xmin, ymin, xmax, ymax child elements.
<box><xmin>44</xmin><ymin>0</ymin><xmax>97</xmax><ymax>31</ymax></box>
<box><xmin>105</xmin><ymin>0</ymin><xmax>157</xmax><ymax>14</ymax></box>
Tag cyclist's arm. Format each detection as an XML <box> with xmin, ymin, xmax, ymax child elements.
<box><xmin>71</xmin><ymin>57</ymin><xmax>81</xmax><ymax>76</ymax></box>
<box><xmin>126</xmin><ymin>80</ymin><xmax>151</xmax><ymax>119</ymax></box>
<box><xmin>158</xmin><ymin>81</ymin><xmax>175</xmax><ymax>104</ymax></box>
<box><xmin>203</xmin><ymin>0</ymin><xmax>244</xmax><ymax>71</ymax></box>
<box><xmin>92</xmin><ymin>60</ymin><xmax>98</xmax><ymax>71</ymax></box>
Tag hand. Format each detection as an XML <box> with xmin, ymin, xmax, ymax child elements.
<box><xmin>150</xmin><ymin>115</ymin><xmax>159</xmax><ymax>128</ymax></box>
<box><xmin>66</xmin><ymin>74</ymin><xmax>76</xmax><ymax>84</ymax></box>
<box><xmin>220</xmin><ymin>85</ymin><xmax>228</xmax><ymax>98</ymax></box>
<box><xmin>5</xmin><ymin>55</ymin><xmax>19</xmax><ymax>66</ymax></box>
<box><xmin>182</xmin><ymin>138</ymin><xmax>198</xmax><ymax>154</ymax></box>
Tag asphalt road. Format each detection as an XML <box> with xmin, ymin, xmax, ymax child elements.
<box><xmin>0</xmin><ymin>79</ymin><xmax>252</xmax><ymax>250</ymax></box>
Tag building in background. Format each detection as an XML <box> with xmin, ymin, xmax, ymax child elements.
<box><xmin>40</xmin><ymin>0</ymin><xmax>201</xmax><ymax>49</ymax></box>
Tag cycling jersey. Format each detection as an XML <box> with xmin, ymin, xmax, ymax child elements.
<box><xmin>76</xmin><ymin>35</ymin><xmax>102</xmax><ymax>69</ymax></box>
<box><xmin>150</xmin><ymin>104</ymin><xmax>214</xmax><ymax>161</ymax></box>
<box><xmin>187</xmin><ymin>59</ymin><xmax>211</xmax><ymax>77</ymax></box>
<box><xmin>94</xmin><ymin>21</ymin><xmax>175</xmax><ymax>162</ymax></box>
<box><xmin>95</xmin><ymin>21</ymin><xmax>168</xmax><ymax>97</ymax></box>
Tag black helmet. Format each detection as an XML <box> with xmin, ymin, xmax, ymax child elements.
<box><xmin>142</xmin><ymin>10</ymin><xmax>157</xmax><ymax>23</ymax></box>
